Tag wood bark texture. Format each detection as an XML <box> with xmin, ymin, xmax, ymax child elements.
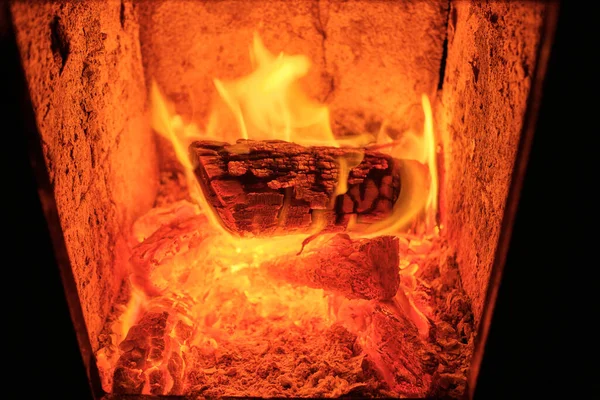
<box><xmin>189</xmin><ymin>139</ymin><xmax>401</xmax><ymax>237</ymax></box>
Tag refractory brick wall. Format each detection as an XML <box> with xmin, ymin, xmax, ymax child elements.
<box><xmin>439</xmin><ymin>1</ymin><xmax>545</xmax><ymax>327</ymax></box>
<box><xmin>10</xmin><ymin>1</ymin><xmax>159</xmax><ymax>351</ymax></box>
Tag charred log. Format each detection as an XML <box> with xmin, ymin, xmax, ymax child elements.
<box><xmin>264</xmin><ymin>233</ymin><xmax>400</xmax><ymax>301</ymax></box>
<box><xmin>189</xmin><ymin>139</ymin><xmax>401</xmax><ymax>237</ymax></box>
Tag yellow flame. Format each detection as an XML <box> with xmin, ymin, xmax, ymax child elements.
<box><xmin>150</xmin><ymin>34</ymin><xmax>440</xmax><ymax>240</ymax></box>
<box><xmin>347</xmin><ymin>94</ymin><xmax>438</xmax><ymax>236</ymax></box>
<box><xmin>150</xmin><ymin>81</ymin><xmax>232</xmax><ymax>237</ymax></box>
<box><xmin>211</xmin><ymin>33</ymin><xmax>339</xmax><ymax>147</ymax></box>
<box><xmin>422</xmin><ymin>94</ymin><xmax>439</xmax><ymax>228</ymax></box>
<box><xmin>150</xmin><ymin>83</ymin><xmax>194</xmax><ymax>171</ymax></box>
<box><xmin>329</xmin><ymin>152</ymin><xmax>365</xmax><ymax>208</ymax></box>
<box><xmin>113</xmin><ymin>287</ymin><xmax>147</xmax><ymax>341</ymax></box>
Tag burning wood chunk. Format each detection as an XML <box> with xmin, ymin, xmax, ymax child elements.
<box><xmin>168</xmin><ymin>352</ymin><xmax>185</xmax><ymax>395</ymax></box>
<box><xmin>148</xmin><ymin>368</ymin><xmax>166</xmax><ymax>395</ymax></box>
<box><xmin>112</xmin><ymin>304</ymin><xmax>193</xmax><ymax>395</ymax></box>
<box><xmin>132</xmin><ymin>200</ymin><xmax>201</xmax><ymax>243</ymax></box>
<box><xmin>364</xmin><ymin>305</ymin><xmax>439</xmax><ymax>398</ymax></box>
<box><xmin>112</xmin><ymin>365</ymin><xmax>145</xmax><ymax>394</ymax></box>
<box><xmin>113</xmin><ymin>311</ymin><xmax>168</xmax><ymax>394</ymax></box>
<box><xmin>189</xmin><ymin>139</ymin><xmax>402</xmax><ymax>236</ymax></box>
<box><xmin>264</xmin><ymin>233</ymin><xmax>400</xmax><ymax>301</ymax></box>
<box><xmin>130</xmin><ymin>214</ymin><xmax>212</xmax><ymax>297</ymax></box>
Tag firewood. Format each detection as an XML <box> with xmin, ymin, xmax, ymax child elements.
<box><xmin>189</xmin><ymin>139</ymin><xmax>401</xmax><ymax>237</ymax></box>
<box><xmin>263</xmin><ymin>233</ymin><xmax>400</xmax><ymax>301</ymax></box>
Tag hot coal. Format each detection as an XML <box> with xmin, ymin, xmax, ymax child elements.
<box><xmin>264</xmin><ymin>233</ymin><xmax>400</xmax><ymax>301</ymax></box>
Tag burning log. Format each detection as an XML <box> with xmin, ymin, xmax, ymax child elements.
<box><xmin>189</xmin><ymin>139</ymin><xmax>401</xmax><ymax>236</ymax></box>
<box><xmin>264</xmin><ymin>233</ymin><xmax>400</xmax><ymax>301</ymax></box>
<box><xmin>113</xmin><ymin>300</ymin><xmax>194</xmax><ymax>395</ymax></box>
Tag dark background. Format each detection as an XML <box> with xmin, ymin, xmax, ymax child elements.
<box><xmin>2</xmin><ymin>1</ymin><xmax>593</xmax><ymax>399</ymax></box>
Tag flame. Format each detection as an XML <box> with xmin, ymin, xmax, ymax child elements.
<box><xmin>331</xmin><ymin>152</ymin><xmax>365</xmax><ymax>205</ymax></box>
<box><xmin>422</xmin><ymin>94</ymin><xmax>439</xmax><ymax>228</ymax></box>
<box><xmin>115</xmin><ymin>287</ymin><xmax>147</xmax><ymax>340</ymax></box>
<box><xmin>144</xmin><ymin>29</ymin><xmax>441</xmax><ymax>316</ymax></box>
<box><xmin>211</xmin><ymin>33</ymin><xmax>338</xmax><ymax>146</ymax></box>
<box><xmin>105</xmin><ymin>32</ymin><xmax>442</xmax><ymax>395</ymax></box>
<box><xmin>150</xmin><ymin>32</ymin><xmax>439</xmax><ymax>238</ymax></box>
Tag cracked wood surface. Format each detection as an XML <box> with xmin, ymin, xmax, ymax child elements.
<box><xmin>189</xmin><ymin>139</ymin><xmax>401</xmax><ymax>236</ymax></box>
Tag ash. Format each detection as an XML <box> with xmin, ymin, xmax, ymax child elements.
<box><xmin>96</xmin><ymin>197</ymin><xmax>474</xmax><ymax>399</ymax></box>
<box><xmin>185</xmin><ymin>323</ymin><xmax>385</xmax><ymax>398</ymax></box>
<box><xmin>410</xmin><ymin>241</ymin><xmax>475</xmax><ymax>398</ymax></box>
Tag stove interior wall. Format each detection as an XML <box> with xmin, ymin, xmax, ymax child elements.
<box><xmin>10</xmin><ymin>1</ymin><xmax>159</xmax><ymax>350</ymax></box>
<box><xmin>439</xmin><ymin>1</ymin><xmax>545</xmax><ymax>326</ymax></box>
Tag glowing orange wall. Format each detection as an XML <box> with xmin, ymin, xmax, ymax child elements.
<box><xmin>11</xmin><ymin>1</ymin><xmax>159</xmax><ymax>350</ymax></box>
<box><xmin>439</xmin><ymin>1</ymin><xmax>545</xmax><ymax>326</ymax></box>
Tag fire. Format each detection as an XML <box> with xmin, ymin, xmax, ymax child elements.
<box><xmin>101</xmin><ymin>33</ymin><xmax>442</xmax><ymax>396</ymax></box>
<box><xmin>150</xmin><ymin>32</ymin><xmax>438</xmax><ymax>238</ymax></box>
<box><xmin>349</xmin><ymin>94</ymin><xmax>438</xmax><ymax>235</ymax></box>
<box><xmin>213</xmin><ymin>33</ymin><xmax>334</xmax><ymax>145</ymax></box>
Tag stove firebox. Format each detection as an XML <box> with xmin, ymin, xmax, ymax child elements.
<box><xmin>6</xmin><ymin>1</ymin><xmax>558</xmax><ymax>399</ymax></box>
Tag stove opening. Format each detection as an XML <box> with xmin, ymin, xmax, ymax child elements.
<box><xmin>9</xmin><ymin>1</ymin><xmax>551</xmax><ymax>398</ymax></box>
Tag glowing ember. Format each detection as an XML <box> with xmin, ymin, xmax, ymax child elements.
<box><xmin>98</xmin><ymin>33</ymin><xmax>444</xmax><ymax>397</ymax></box>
